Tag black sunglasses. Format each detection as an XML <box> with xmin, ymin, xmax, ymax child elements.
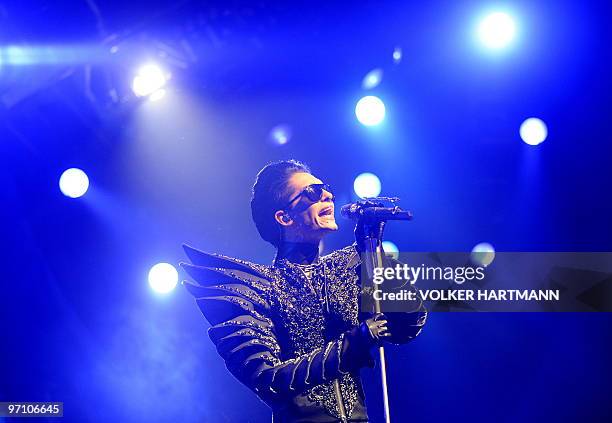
<box><xmin>285</xmin><ymin>183</ymin><xmax>334</xmax><ymax>209</ymax></box>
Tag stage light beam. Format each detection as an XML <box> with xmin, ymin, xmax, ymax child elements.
<box><xmin>148</xmin><ymin>89</ymin><xmax>166</xmax><ymax>102</ymax></box>
<box><xmin>520</xmin><ymin>118</ymin><xmax>548</xmax><ymax>146</ymax></box>
<box><xmin>355</xmin><ymin>96</ymin><xmax>385</xmax><ymax>126</ymax></box>
<box><xmin>59</xmin><ymin>168</ymin><xmax>89</xmax><ymax>198</ymax></box>
<box><xmin>148</xmin><ymin>263</ymin><xmax>178</xmax><ymax>294</ymax></box>
<box><xmin>132</xmin><ymin>64</ymin><xmax>168</xmax><ymax>98</ymax></box>
<box><xmin>477</xmin><ymin>12</ymin><xmax>516</xmax><ymax>49</ymax></box>
<box><xmin>353</xmin><ymin>172</ymin><xmax>382</xmax><ymax>198</ymax></box>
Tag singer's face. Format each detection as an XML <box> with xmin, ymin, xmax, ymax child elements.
<box><xmin>281</xmin><ymin>172</ymin><xmax>338</xmax><ymax>243</ymax></box>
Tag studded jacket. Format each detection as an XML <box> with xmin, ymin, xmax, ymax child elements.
<box><xmin>181</xmin><ymin>243</ymin><xmax>427</xmax><ymax>423</ymax></box>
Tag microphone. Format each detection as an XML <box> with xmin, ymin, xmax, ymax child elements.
<box><xmin>340</xmin><ymin>201</ymin><xmax>413</xmax><ymax>221</ymax></box>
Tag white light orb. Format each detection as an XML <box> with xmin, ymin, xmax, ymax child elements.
<box><xmin>59</xmin><ymin>168</ymin><xmax>89</xmax><ymax>198</ymax></box>
<box><xmin>269</xmin><ymin>124</ymin><xmax>292</xmax><ymax>145</ymax></box>
<box><xmin>477</xmin><ymin>12</ymin><xmax>516</xmax><ymax>49</ymax></box>
<box><xmin>132</xmin><ymin>64</ymin><xmax>168</xmax><ymax>97</ymax></box>
<box><xmin>392</xmin><ymin>47</ymin><xmax>402</xmax><ymax>63</ymax></box>
<box><xmin>471</xmin><ymin>242</ymin><xmax>496</xmax><ymax>267</ymax></box>
<box><xmin>355</xmin><ymin>95</ymin><xmax>386</xmax><ymax>126</ymax></box>
<box><xmin>148</xmin><ymin>263</ymin><xmax>178</xmax><ymax>294</ymax></box>
<box><xmin>361</xmin><ymin>68</ymin><xmax>383</xmax><ymax>90</ymax></box>
<box><xmin>382</xmin><ymin>241</ymin><xmax>399</xmax><ymax>260</ymax></box>
<box><xmin>520</xmin><ymin>118</ymin><xmax>548</xmax><ymax>146</ymax></box>
<box><xmin>353</xmin><ymin>172</ymin><xmax>382</xmax><ymax>198</ymax></box>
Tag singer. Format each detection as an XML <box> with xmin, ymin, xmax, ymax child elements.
<box><xmin>181</xmin><ymin>159</ymin><xmax>427</xmax><ymax>422</ymax></box>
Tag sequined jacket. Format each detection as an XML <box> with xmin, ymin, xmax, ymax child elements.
<box><xmin>181</xmin><ymin>244</ymin><xmax>427</xmax><ymax>423</ymax></box>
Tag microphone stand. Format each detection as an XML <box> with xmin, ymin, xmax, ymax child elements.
<box><xmin>357</xmin><ymin>198</ymin><xmax>412</xmax><ymax>423</ymax></box>
<box><xmin>361</xmin><ymin>219</ymin><xmax>392</xmax><ymax>423</ymax></box>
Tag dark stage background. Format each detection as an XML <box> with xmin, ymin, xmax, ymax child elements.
<box><xmin>1</xmin><ymin>1</ymin><xmax>611</xmax><ymax>422</ymax></box>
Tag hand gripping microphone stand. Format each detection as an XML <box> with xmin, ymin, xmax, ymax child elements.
<box><xmin>343</xmin><ymin>197</ymin><xmax>413</xmax><ymax>423</ymax></box>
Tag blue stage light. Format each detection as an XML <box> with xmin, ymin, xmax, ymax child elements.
<box><xmin>392</xmin><ymin>47</ymin><xmax>402</xmax><ymax>64</ymax></box>
<box><xmin>353</xmin><ymin>172</ymin><xmax>382</xmax><ymax>198</ymax></box>
<box><xmin>382</xmin><ymin>241</ymin><xmax>399</xmax><ymax>259</ymax></box>
<box><xmin>148</xmin><ymin>263</ymin><xmax>178</xmax><ymax>294</ymax></box>
<box><xmin>59</xmin><ymin>168</ymin><xmax>89</xmax><ymax>198</ymax></box>
<box><xmin>132</xmin><ymin>64</ymin><xmax>168</xmax><ymax>98</ymax></box>
<box><xmin>471</xmin><ymin>242</ymin><xmax>496</xmax><ymax>267</ymax></box>
<box><xmin>269</xmin><ymin>124</ymin><xmax>292</xmax><ymax>145</ymax></box>
<box><xmin>520</xmin><ymin>118</ymin><xmax>548</xmax><ymax>146</ymax></box>
<box><xmin>361</xmin><ymin>69</ymin><xmax>383</xmax><ymax>90</ymax></box>
<box><xmin>477</xmin><ymin>12</ymin><xmax>516</xmax><ymax>49</ymax></box>
<box><xmin>355</xmin><ymin>95</ymin><xmax>385</xmax><ymax>126</ymax></box>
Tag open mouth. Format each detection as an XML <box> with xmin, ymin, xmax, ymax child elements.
<box><xmin>318</xmin><ymin>206</ymin><xmax>334</xmax><ymax>217</ymax></box>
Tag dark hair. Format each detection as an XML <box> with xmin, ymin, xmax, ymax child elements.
<box><xmin>251</xmin><ymin>159</ymin><xmax>311</xmax><ymax>247</ymax></box>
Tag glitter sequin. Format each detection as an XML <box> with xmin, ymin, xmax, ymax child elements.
<box><xmin>183</xmin><ymin>244</ymin><xmax>366</xmax><ymax>420</ymax></box>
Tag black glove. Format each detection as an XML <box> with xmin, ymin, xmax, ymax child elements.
<box><xmin>340</xmin><ymin>313</ymin><xmax>391</xmax><ymax>372</ymax></box>
<box><xmin>354</xmin><ymin>220</ymin><xmax>386</xmax><ymax>253</ymax></box>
